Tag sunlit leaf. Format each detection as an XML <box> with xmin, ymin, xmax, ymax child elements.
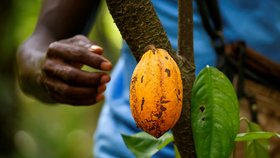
<box><xmin>245</xmin><ymin>122</ymin><xmax>270</xmax><ymax>158</ymax></box>
<box><xmin>121</xmin><ymin>132</ymin><xmax>173</xmax><ymax>158</ymax></box>
<box><xmin>191</xmin><ymin>66</ymin><xmax>240</xmax><ymax>158</ymax></box>
<box><xmin>235</xmin><ymin>132</ymin><xmax>280</xmax><ymax>142</ymax></box>
<box><xmin>174</xmin><ymin>144</ymin><xmax>181</xmax><ymax>158</ymax></box>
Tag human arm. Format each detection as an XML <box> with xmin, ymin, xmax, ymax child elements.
<box><xmin>16</xmin><ymin>0</ymin><xmax>112</xmax><ymax>105</ymax></box>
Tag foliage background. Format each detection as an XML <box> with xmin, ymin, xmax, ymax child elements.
<box><xmin>0</xmin><ymin>0</ymin><xmax>121</xmax><ymax>158</ymax></box>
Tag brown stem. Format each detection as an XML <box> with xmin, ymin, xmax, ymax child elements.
<box><xmin>172</xmin><ymin>0</ymin><xmax>196</xmax><ymax>157</ymax></box>
<box><xmin>106</xmin><ymin>0</ymin><xmax>196</xmax><ymax>157</ymax></box>
<box><xmin>178</xmin><ymin>0</ymin><xmax>194</xmax><ymax>61</ymax></box>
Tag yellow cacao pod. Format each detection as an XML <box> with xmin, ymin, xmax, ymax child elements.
<box><xmin>130</xmin><ymin>47</ymin><xmax>183</xmax><ymax>138</ymax></box>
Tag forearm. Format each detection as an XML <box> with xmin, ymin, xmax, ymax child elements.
<box><xmin>17</xmin><ymin>30</ymin><xmax>56</xmax><ymax>103</ymax></box>
<box><xmin>16</xmin><ymin>0</ymin><xmax>101</xmax><ymax>103</ymax></box>
<box><xmin>36</xmin><ymin>0</ymin><xmax>100</xmax><ymax>39</ymax></box>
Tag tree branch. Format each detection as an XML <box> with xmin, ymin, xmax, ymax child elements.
<box><xmin>172</xmin><ymin>0</ymin><xmax>196</xmax><ymax>157</ymax></box>
<box><xmin>105</xmin><ymin>0</ymin><xmax>174</xmax><ymax>62</ymax></box>
<box><xmin>178</xmin><ymin>0</ymin><xmax>194</xmax><ymax>60</ymax></box>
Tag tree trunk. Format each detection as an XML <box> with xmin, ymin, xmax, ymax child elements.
<box><xmin>106</xmin><ymin>0</ymin><xmax>196</xmax><ymax>157</ymax></box>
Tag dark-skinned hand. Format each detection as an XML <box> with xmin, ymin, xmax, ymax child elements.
<box><xmin>41</xmin><ymin>35</ymin><xmax>112</xmax><ymax>105</ymax></box>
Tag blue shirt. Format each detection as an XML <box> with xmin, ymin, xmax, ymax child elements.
<box><xmin>94</xmin><ymin>1</ymin><xmax>280</xmax><ymax>157</ymax></box>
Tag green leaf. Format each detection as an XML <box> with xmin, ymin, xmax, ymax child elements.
<box><xmin>191</xmin><ymin>66</ymin><xmax>240</xmax><ymax>158</ymax></box>
<box><xmin>235</xmin><ymin>132</ymin><xmax>280</xmax><ymax>142</ymax></box>
<box><xmin>245</xmin><ymin>122</ymin><xmax>270</xmax><ymax>158</ymax></box>
<box><xmin>121</xmin><ymin>132</ymin><xmax>173</xmax><ymax>158</ymax></box>
<box><xmin>174</xmin><ymin>144</ymin><xmax>181</xmax><ymax>158</ymax></box>
<box><xmin>248</xmin><ymin>121</ymin><xmax>263</xmax><ymax>132</ymax></box>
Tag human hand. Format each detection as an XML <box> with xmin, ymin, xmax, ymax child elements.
<box><xmin>41</xmin><ymin>35</ymin><xmax>112</xmax><ymax>105</ymax></box>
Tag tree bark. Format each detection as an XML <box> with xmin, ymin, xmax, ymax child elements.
<box><xmin>105</xmin><ymin>0</ymin><xmax>174</xmax><ymax>61</ymax></box>
<box><xmin>172</xmin><ymin>0</ymin><xmax>196</xmax><ymax>157</ymax></box>
<box><xmin>106</xmin><ymin>0</ymin><xmax>196</xmax><ymax>157</ymax></box>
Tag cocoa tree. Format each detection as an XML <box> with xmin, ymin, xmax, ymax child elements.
<box><xmin>105</xmin><ymin>0</ymin><xmax>196</xmax><ymax>157</ymax></box>
<box><xmin>105</xmin><ymin>1</ymin><xmax>280</xmax><ymax>158</ymax></box>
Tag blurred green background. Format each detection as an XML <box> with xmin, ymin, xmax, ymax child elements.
<box><xmin>0</xmin><ymin>0</ymin><xmax>121</xmax><ymax>158</ymax></box>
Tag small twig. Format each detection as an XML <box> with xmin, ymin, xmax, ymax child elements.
<box><xmin>178</xmin><ymin>0</ymin><xmax>194</xmax><ymax>61</ymax></box>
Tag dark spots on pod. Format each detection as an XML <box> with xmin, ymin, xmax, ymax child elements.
<box><xmin>141</xmin><ymin>75</ymin><xmax>144</xmax><ymax>83</ymax></box>
<box><xmin>131</xmin><ymin>76</ymin><xmax>137</xmax><ymax>84</ymax></box>
<box><xmin>155</xmin><ymin>130</ymin><xmax>164</xmax><ymax>138</ymax></box>
<box><xmin>160</xmin><ymin>100</ymin><xmax>170</xmax><ymax>104</ymax></box>
<box><xmin>152</xmin><ymin>107</ymin><xmax>162</xmax><ymax>119</ymax></box>
<box><xmin>176</xmin><ymin>90</ymin><xmax>181</xmax><ymax>102</ymax></box>
<box><xmin>142</xmin><ymin>118</ymin><xmax>164</xmax><ymax>138</ymax></box>
<box><xmin>165</xmin><ymin>68</ymin><xmax>171</xmax><ymax>77</ymax></box>
<box><xmin>165</xmin><ymin>56</ymin><xmax>169</xmax><ymax>60</ymax></box>
<box><xmin>202</xmin><ymin>117</ymin><xmax>205</xmax><ymax>121</ymax></box>
<box><xmin>147</xmin><ymin>121</ymin><xmax>161</xmax><ymax>136</ymax></box>
<box><xmin>141</xmin><ymin>97</ymin><xmax>145</xmax><ymax>111</ymax></box>
<box><xmin>160</xmin><ymin>105</ymin><xmax>166</xmax><ymax>111</ymax></box>
<box><xmin>154</xmin><ymin>113</ymin><xmax>162</xmax><ymax>119</ymax></box>
<box><xmin>154</xmin><ymin>105</ymin><xmax>166</xmax><ymax>119</ymax></box>
<box><xmin>160</xmin><ymin>96</ymin><xmax>170</xmax><ymax>104</ymax></box>
<box><xmin>130</xmin><ymin>76</ymin><xmax>137</xmax><ymax>102</ymax></box>
<box><xmin>199</xmin><ymin>106</ymin><xmax>205</xmax><ymax>112</ymax></box>
<box><xmin>153</xmin><ymin>97</ymin><xmax>168</xmax><ymax>119</ymax></box>
<box><xmin>178</xmin><ymin>97</ymin><xmax>182</xmax><ymax>102</ymax></box>
<box><xmin>148</xmin><ymin>125</ymin><xmax>156</xmax><ymax>131</ymax></box>
<box><xmin>145</xmin><ymin>119</ymin><xmax>158</xmax><ymax>131</ymax></box>
<box><xmin>176</xmin><ymin>91</ymin><xmax>182</xmax><ymax>102</ymax></box>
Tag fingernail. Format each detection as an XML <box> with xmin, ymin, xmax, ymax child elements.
<box><xmin>100</xmin><ymin>75</ymin><xmax>111</xmax><ymax>84</ymax></box>
<box><xmin>100</xmin><ymin>62</ymin><xmax>112</xmax><ymax>71</ymax></box>
<box><xmin>89</xmin><ymin>45</ymin><xmax>103</xmax><ymax>55</ymax></box>
<box><xmin>96</xmin><ymin>94</ymin><xmax>105</xmax><ymax>102</ymax></box>
<box><xmin>89</xmin><ymin>45</ymin><xmax>103</xmax><ymax>51</ymax></box>
<box><xmin>97</xmin><ymin>84</ymin><xmax>107</xmax><ymax>93</ymax></box>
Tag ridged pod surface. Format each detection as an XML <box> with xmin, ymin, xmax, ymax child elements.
<box><xmin>130</xmin><ymin>47</ymin><xmax>183</xmax><ymax>138</ymax></box>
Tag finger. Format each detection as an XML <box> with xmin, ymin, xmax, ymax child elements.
<box><xmin>96</xmin><ymin>86</ymin><xmax>106</xmax><ymax>102</ymax></box>
<box><xmin>100</xmin><ymin>74</ymin><xmax>111</xmax><ymax>84</ymax></box>
<box><xmin>96</xmin><ymin>94</ymin><xmax>105</xmax><ymax>102</ymax></box>
<box><xmin>60</xmin><ymin>35</ymin><xmax>93</xmax><ymax>48</ymax></box>
<box><xmin>88</xmin><ymin>45</ymin><xmax>103</xmax><ymax>55</ymax></box>
<box><xmin>97</xmin><ymin>84</ymin><xmax>107</xmax><ymax>94</ymax></box>
<box><xmin>49</xmin><ymin>91</ymin><xmax>97</xmax><ymax>105</ymax></box>
<box><xmin>60</xmin><ymin>35</ymin><xmax>103</xmax><ymax>55</ymax></box>
<box><xmin>48</xmin><ymin>42</ymin><xmax>112</xmax><ymax>71</ymax></box>
<box><xmin>44</xmin><ymin>77</ymin><xmax>97</xmax><ymax>99</ymax></box>
<box><xmin>94</xmin><ymin>84</ymin><xmax>107</xmax><ymax>102</ymax></box>
<box><xmin>43</xmin><ymin>60</ymin><xmax>110</xmax><ymax>86</ymax></box>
